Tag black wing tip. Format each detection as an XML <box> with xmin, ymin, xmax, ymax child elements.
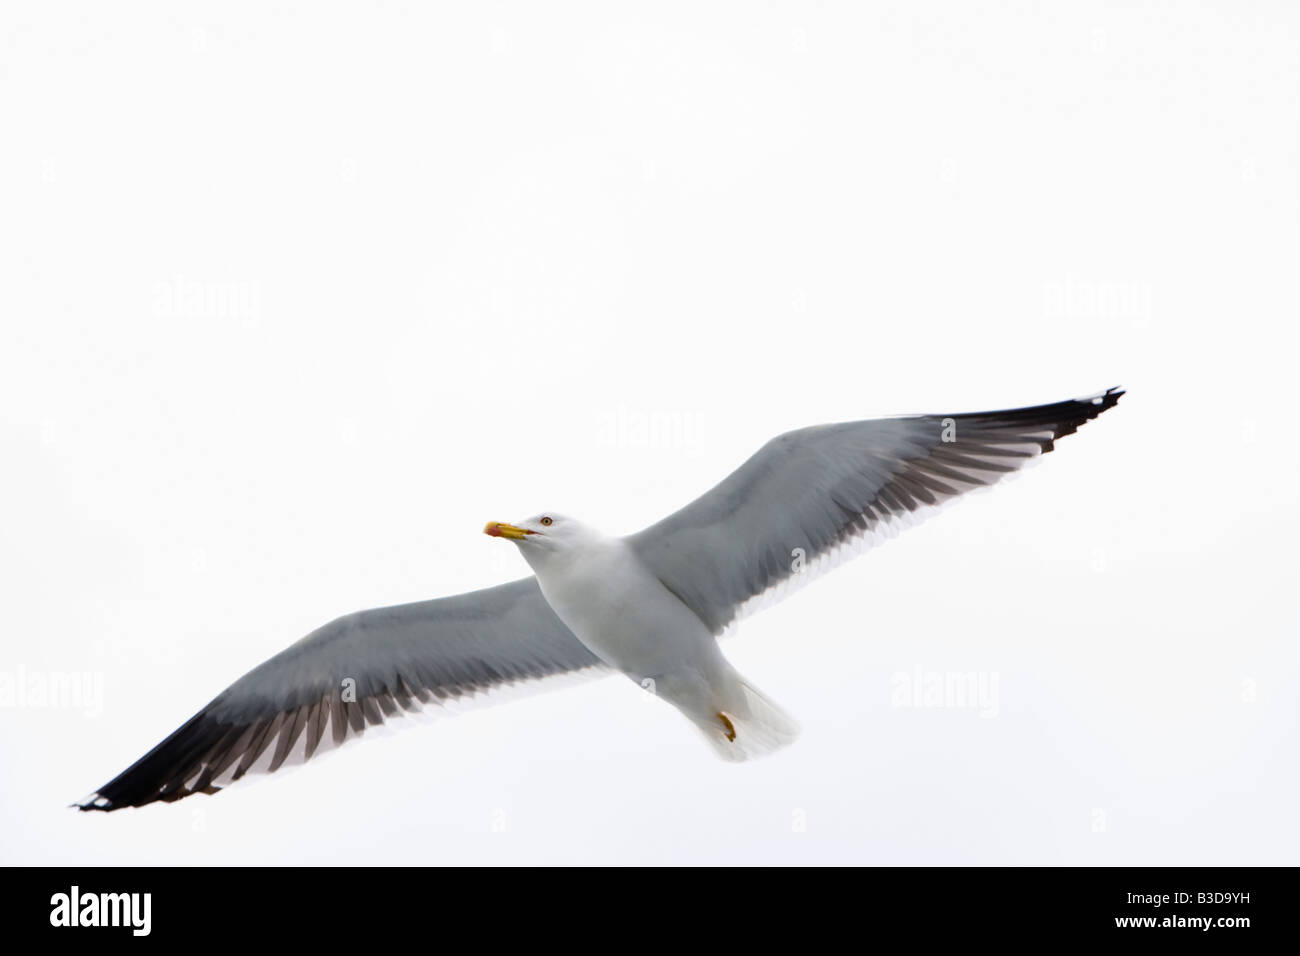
<box><xmin>72</xmin><ymin>710</ymin><xmax>234</xmax><ymax>814</ymax></box>
<box><xmin>1057</xmin><ymin>384</ymin><xmax>1125</xmax><ymax>436</ymax></box>
<box><xmin>1038</xmin><ymin>385</ymin><xmax>1123</xmax><ymax>448</ymax></box>
<box><xmin>72</xmin><ymin>778</ymin><xmax>224</xmax><ymax>813</ymax></box>
<box><xmin>1066</xmin><ymin>384</ymin><xmax>1124</xmax><ymax>422</ymax></box>
<box><xmin>1045</xmin><ymin>384</ymin><xmax>1126</xmax><ymax>418</ymax></box>
<box><xmin>71</xmin><ymin>792</ymin><xmax>116</xmax><ymax>813</ymax></box>
<box><xmin>1085</xmin><ymin>385</ymin><xmax>1125</xmax><ymax>410</ymax></box>
<box><xmin>946</xmin><ymin>385</ymin><xmax>1124</xmax><ymax>453</ymax></box>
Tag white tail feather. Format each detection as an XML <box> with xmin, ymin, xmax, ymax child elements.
<box><xmin>698</xmin><ymin>679</ymin><xmax>801</xmax><ymax>762</ymax></box>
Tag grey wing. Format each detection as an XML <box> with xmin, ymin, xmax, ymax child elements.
<box><xmin>75</xmin><ymin>578</ymin><xmax>603</xmax><ymax>811</ymax></box>
<box><xmin>628</xmin><ymin>388</ymin><xmax>1124</xmax><ymax>635</ymax></box>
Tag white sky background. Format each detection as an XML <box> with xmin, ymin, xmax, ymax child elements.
<box><xmin>2</xmin><ymin>1</ymin><xmax>1297</xmax><ymax>865</ymax></box>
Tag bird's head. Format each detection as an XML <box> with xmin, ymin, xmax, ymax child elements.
<box><xmin>483</xmin><ymin>513</ymin><xmax>597</xmax><ymax>564</ymax></box>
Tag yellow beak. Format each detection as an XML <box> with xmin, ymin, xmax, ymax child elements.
<box><xmin>484</xmin><ymin>521</ymin><xmax>534</xmax><ymax>540</ymax></box>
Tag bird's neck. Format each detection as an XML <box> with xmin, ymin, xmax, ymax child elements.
<box><xmin>521</xmin><ymin>536</ymin><xmax>618</xmax><ymax>580</ymax></box>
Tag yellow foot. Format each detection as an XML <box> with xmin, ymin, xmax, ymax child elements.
<box><xmin>718</xmin><ymin>711</ymin><xmax>736</xmax><ymax>742</ymax></box>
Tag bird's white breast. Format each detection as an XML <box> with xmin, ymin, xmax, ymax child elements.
<box><xmin>530</xmin><ymin>538</ymin><xmax>713</xmax><ymax>681</ymax></box>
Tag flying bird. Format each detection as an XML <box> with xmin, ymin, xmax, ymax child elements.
<box><xmin>76</xmin><ymin>388</ymin><xmax>1123</xmax><ymax>810</ymax></box>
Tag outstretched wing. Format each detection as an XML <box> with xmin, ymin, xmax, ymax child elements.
<box><xmin>628</xmin><ymin>388</ymin><xmax>1124</xmax><ymax>635</ymax></box>
<box><xmin>76</xmin><ymin>578</ymin><xmax>603</xmax><ymax>811</ymax></box>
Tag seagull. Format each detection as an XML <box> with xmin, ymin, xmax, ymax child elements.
<box><xmin>75</xmin><ymin>387</ymin><xmax>1123</xmax><ymax>810</ymax></box>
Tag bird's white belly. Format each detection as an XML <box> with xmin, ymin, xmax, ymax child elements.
<box><xmin>533</xmin><ymin>543</ymin><xmax>713</xmax><ymax>681</ymax></box>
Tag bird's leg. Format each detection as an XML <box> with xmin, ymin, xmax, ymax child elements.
<box><xmin>717</xmin><ymin>711</ymin><xmax>736</xmax><ymax>742</ymax></box>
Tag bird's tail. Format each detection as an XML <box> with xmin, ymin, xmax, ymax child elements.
<box><xmin>697</xmin><ymin>678</ymin><xmax>801</xmax><ymax>762</ymax></box>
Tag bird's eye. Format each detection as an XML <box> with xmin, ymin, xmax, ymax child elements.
<box><xmin>540</xmin><ymin>516</ymin><xmax>553</xmax><ymax>526</ymax></box>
